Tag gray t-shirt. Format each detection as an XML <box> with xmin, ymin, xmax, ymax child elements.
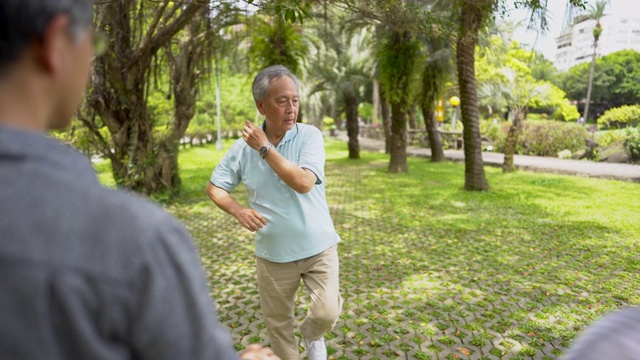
<box><xmin>0</xmin><ymin>125</ymin><xmax>239</xmax><ymax>360</ymax></box>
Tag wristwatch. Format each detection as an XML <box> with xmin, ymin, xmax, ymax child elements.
<box><xmin>259</xmin><ymin>144</ymin><xmax>275</xmax><ymax>159</ymax></box>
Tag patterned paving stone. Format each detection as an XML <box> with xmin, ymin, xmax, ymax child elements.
<box><xmin>168</xmin><ymin>161</ymin><xmax>639</xmax><ymax>360</ymax></box>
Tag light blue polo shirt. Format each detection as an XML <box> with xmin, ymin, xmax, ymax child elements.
<box><xmin>210</xmin><ymin>123</ymin><xmax>340</xmax><ymax>263</ymax></box>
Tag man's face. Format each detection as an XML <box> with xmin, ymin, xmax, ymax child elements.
<box><xmin>256</xmin><ymin>76</ymin><xmax>298</xmax><ymax>134</ymax></box>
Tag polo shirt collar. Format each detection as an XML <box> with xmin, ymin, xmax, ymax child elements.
<box><xmin>261</xmin><ymin>121</ymin><xmax>299</xmax><ymax>145</ymax></box>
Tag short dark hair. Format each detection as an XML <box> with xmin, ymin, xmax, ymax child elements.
<box><xmin>0</xmin><ymin>0</ymin><xmax>93</xmax><ymax>73</ymax></box>
<box><xmin>252</xmin><ymin>65</ymin><xmax>300</xmax><ymax>103</ymax></box>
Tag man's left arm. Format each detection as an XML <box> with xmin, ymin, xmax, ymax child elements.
<box><xmin>263</xmin><ymin>149</ymin><xmax>317</xmax><ymax>193</ymax></box>
<box><xmin>242</xmin><ymin>121</ymin><xmax>317</xmax><ymax>194</ymax></box>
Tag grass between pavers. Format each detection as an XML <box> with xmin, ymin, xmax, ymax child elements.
<box><xmin>95</xmin><ymin>138</ymin><xmax>640</xmax><ymax>359</ymax></box>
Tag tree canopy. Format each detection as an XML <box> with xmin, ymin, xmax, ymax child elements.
<box><xmin>563</xmin><ymin>49</ymin><xmax>640</xmax><ymax>112</ymax></box>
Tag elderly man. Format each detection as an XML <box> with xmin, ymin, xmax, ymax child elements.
<box><xmin>206</xmin><ymin>65</ymin><xmax>343</xmax><ymax>360</ymax></box>
<box><xmin>0</xmin><ymin>1</ymin><xmax>275</xmax><ymax>359</ymax></box>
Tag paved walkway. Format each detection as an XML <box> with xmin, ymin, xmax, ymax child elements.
<box><xmin>337</xmin><ymin>132</ymin><xmax>640</xmax><ymax>183</ymax></box>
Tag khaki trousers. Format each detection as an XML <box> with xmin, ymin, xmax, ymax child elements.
<box><xmin>256</xmin><ymin>245</ymin><xmax>343</xmax><ymax>360</ymax></box>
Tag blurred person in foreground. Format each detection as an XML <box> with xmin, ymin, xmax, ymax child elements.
<box><xmin>563</xmin><ymin>307</ymin><xmax>640</xmax><ymax>360</ymax></box>
<box><xmin>206</xmin><ymin>65</ymin><xmax>343</xmax><ymax>360</ymax></box>
<box><xmin>0</xmin><ymin>0</ymin><xmax>276</xmax><ymax>359</ymax></box>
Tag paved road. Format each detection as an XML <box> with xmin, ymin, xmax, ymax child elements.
<box><xmin>337</xmin><ymin>133</ymin><xmax>640</xmax><ymax>183</ymax></box>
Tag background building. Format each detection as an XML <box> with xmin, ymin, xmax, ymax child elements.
<box><xmin>554</xmin><ymin>3</ymin><xmax>640</xmax><ymax>72</ymax></box>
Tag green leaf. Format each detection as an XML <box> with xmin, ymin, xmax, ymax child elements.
<box><xmin>284</xmin><ymin>9</ymin><xmax>295</xmax><ymax>24</ymax></box>
<box><xmin>297</xmin><ymin>10</ymin><xmax>303</xmax><ymax>25</ymax></box>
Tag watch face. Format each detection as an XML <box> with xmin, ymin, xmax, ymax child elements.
<box><xmin>260</xmin><ymin>146</ymin><xmax>268</xmax><ymax>156</ymax></box>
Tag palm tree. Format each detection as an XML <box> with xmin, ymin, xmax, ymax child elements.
<box><xmin>480</xmin><ymin>68</ymin><xmax>550</xmax><ymax>172</ymax></box>
<box><xmin>455</xmin><ymin>0</ymin><xmax>492</xmax><ymax>190</ymax></box>
<box><xmin>306</xmin><ymin>19</ymin><xmax>374</xmax><ymax>159</ymax></box>
<box><xmin>583</xmin><ymin>0</ymin><xmax>607</xmax><ymax>123</ymax></box>
<box><xmin>419</xmin><ymin>44</ymin><xmax>451</xmax><ymax>162</ymax></box>
<box><xmin>379</xmin><ymin>30</ymin><xmax>422</xmax><ymax>172</ymax></box>
<box><xmin>248</xmin><ymin>14</ymin><xmax>307</xmax><ymax>76</ymax></box>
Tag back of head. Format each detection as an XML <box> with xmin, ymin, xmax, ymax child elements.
<box><xmin>0</xmin><ymin>0</ymin><xmax>93</xmax><ymax>76</ymax></box>
<box><xmin>563</xmin><ymin>307</ymin><xmax>640</xmax><ymax>360</ymax></box>
<box><xmin>252</xmin><ymin>65</ymin><xmax>300</xmax><ymax>103</ymax></box>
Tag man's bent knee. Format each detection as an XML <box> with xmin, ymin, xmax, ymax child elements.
<box><xmin>312</xmin><ymin>299</ymin><xmax>342</xmax><ymax>325</ymax></box>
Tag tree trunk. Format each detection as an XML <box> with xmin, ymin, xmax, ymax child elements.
<box><xmin>372</xmin><ymin>78</ymin><xmax>380</xmax><ymax>126</ymax></box>
<box><xmin>384</xmin><ymin>30</ymin><xmax>412</xmax><ymax>172</ymax></box>
<box><xmin>420</xmin><ymin>58</ymin><xmax>446</xmax><ymax>162</ymax></box>
<box><xmin>456</xmin><ymin>0</ymin><xmax>490</xmax><ymax>191</ymax></box>
<box><xmin>502</xmin><ymin>111</ymin><xmax>523</xmax><ymax>173</ymax></box>
<box><xmin>583</xmin><ymin>37</ymin><xmax>599</xmax><ymax>122</ymax></box>
<box><xmin>87</xmin><ymin>2</ymin><xmax>203</xmax><ymax>197</ymax></box>
<box><xmin>344</xmin><ymin>91</ymin><xmax>360</xmax><ymax>159</ymax></box>
<box><xmin>388</xmin><ymin>103</ymin><xmax>408</xmax><ymax>172</ymax></box>
<box><xmin>162</xmin><ymin>10</ymin><xmax>207</xmax><ymax>193</ymax></box>
<box><xmin>408</xmin><ymin>106</ymin><xmax>418</xmax><ymax>129</ymax></box>
<box><xmin>422</xmin><ymin>103</ymin><xmax>445</xmax><ymax>162</ymax></box>
<box><xmin>379</xmin><ymin>86</ymin><xmax>392</xmax><ymax>154</ymax></box>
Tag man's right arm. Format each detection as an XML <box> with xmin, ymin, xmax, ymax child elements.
<box><xmin>205</xmin><ymin>182</ymin><xmax>267</xmax><ymax>233</ymax></box>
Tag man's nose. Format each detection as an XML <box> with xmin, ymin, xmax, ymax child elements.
<box><xmin>285</xmin><ymin>101</ymin><xmax>296</xmax><ymax>111</ymax></box>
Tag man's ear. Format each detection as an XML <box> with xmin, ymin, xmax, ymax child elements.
<box><xmin>256</xmin><ymin>100</ymin><xmax>266</xmax><ymax>115</ymax></box>
<box><xmin>36</xmin><ymin>14</ymin><xmax>71</xmax><ymax>74</ymax></box>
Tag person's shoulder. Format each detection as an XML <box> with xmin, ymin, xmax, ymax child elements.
<box><xmin>227</xmin><ymin>137</ymin><xmax>250</xmax><ymax>153</ymax></box>
<box><xmin>82</xmin><ymin>187</ymin><xmax>195</xmax><ymax>267</ymax></box>
<box><xmin>59</xmin><ymin>182</ymin><xmax>187</xmax><ymax>251</ymax></box>
<box><xmin>297</xmin><ymin>123</ymin><xmax>322</xmax><ymax>138</ymax></box>
<box><xmin>95</xmin><ymin>187</ymin><xmax>182</xmax><ymax>235</ymax></box>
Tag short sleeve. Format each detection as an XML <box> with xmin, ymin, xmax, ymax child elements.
<box><xmin>210</xmin><ymin>142</ymin><xmax>243</xmax><ymax>192</ymax></box>
<box><xmin>298</xmin><ymin>127</ymin><xmax>325</xmax><ymax>185</ymax></box>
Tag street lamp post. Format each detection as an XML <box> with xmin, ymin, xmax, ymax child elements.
<box><xmin>449</xmin><ymin>96</ymin><xmax>460</xmax><ymax>131</ymax></box>
<box><xmin>215</xmin><ymin>57</ymin><xmax>222</xmax><ymax>150</ymax></box>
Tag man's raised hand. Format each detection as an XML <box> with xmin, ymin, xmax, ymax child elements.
<box><xmin>242</xmin><ymin>120</ymin><xmax>269</xmax><ymax>151</ymax></box>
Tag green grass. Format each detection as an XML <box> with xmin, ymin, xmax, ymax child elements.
<box><xmin>94</xmin><ymin>138</ymin><xmax>640</xmax><ymax>359</ymax></box>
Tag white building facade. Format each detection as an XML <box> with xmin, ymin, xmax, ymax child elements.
<box><xmin>554</xmin><ymin>8</ymin><xmax>640</xmax><ymax>72</ymax></box>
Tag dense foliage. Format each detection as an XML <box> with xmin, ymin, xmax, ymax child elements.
<box><xmin>476</xmin><ymin>35</ymin><xmax>578</xmax><ymax>121</ymax></box>
<box><xmin>624</xmin><ymin>127</ymin><xmax>640</xmax><ymax>163</ymax></box>
<box><xmin>563</xmin><ymin>50</ymin><xmax>640</xmax><ymax>112</ymax></box>
<box><xmin>597</xmin><ymin>105</ymin><xmax>640</xmax><ymax>129</ymax></box>
<box><xmin>490</xmin><ymin>120</ymin><xmax>589</xmax><ymax>157</ymax></box>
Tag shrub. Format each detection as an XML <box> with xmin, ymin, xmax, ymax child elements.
<box><xmin>526</xmin><ymin>113</ymin><xmax>549</xmax><ymax>121</ymax></box>
<box><xmin>557</xmin><ymin>149</ymin><xmax>572</xmax><ymax>159</ymax></box>
<box><xmin>493</xmin><ymin>120</ymin><xmax>589</xmax><ymax>157</ymax></box>
<box><xmin>595</xmin><ymin>130</ymin><xmax>627</xmax><ymax>148</ymax></box>
<box><xmin>597</xmin><ymin>105</ymin><xmax>640</xmax><ymax>129</ymax></box>
<box><xmin>624</xmin><ymin>127</ymin><xmax>640</xmax><ymax>163</ymax></box>
<box><xmin>552</xmin><ymin>101</ymin><xmax>580</xmax><ymax>122</ymax></box>
<box><xmin>323</xmin><ymin>116</ymin><xmax>335</xmax><ymax>126</ymax></box>
<box><xmin>480</xmin><ymin>119</ymin><xmax>505</xmax><ymax>144</ymax></box>
<box><xmin>358</xmin><ymin>103</ymin><xmax>374</xmax><ymax>122</ymax></box>
<box><xmin>322</xmin><ymin>116</ymin><xmax>336</xmax><ymax>130</ymax></box>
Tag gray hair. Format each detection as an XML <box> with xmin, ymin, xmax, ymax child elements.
<box><xmin>563</xmin><ymin>307</ymin><xmax>640</xmax><ymax>360</ymax></box>
<box><xmin>252</xmin><ymin>65</ymin><xmax>300</xmax><ymax>103</ymax></box>
<box><xmin>0</xmin><ymin>0</ymin><xmax>94</xmax><ymax>72</ymax></box>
